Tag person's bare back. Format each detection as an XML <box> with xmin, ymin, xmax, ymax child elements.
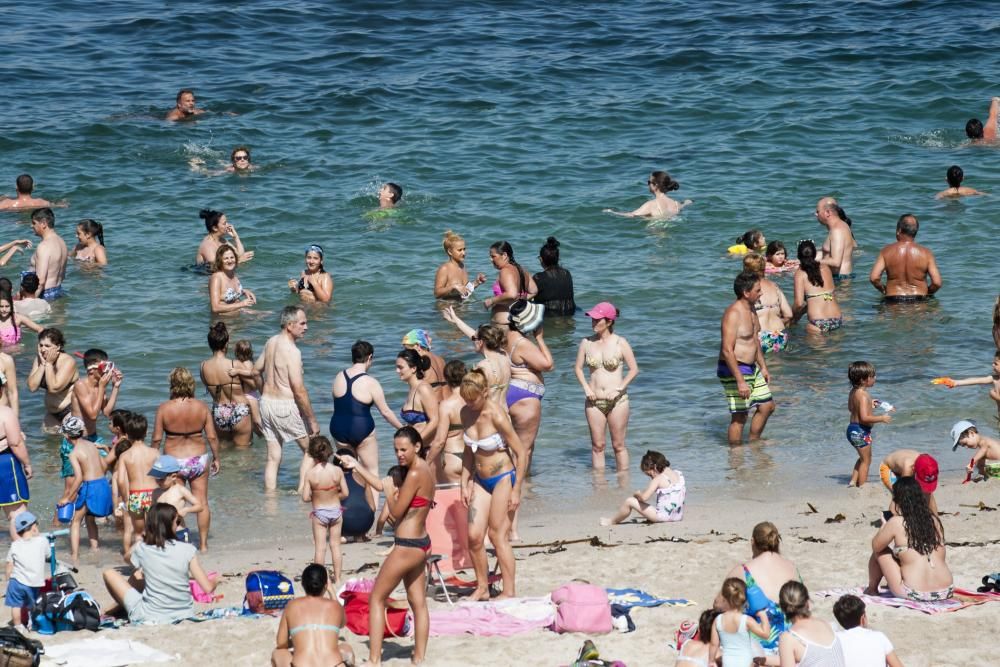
<box><xmin>122</xmin><ymin>444</ymin><xmax>160</xmax><ymax>493</ymax></box>
<box><xmin>882</xmin><ymin>449</ymin><xmax>920</xmax><ymax>476</ymax></box>
<box><xmin>878</xmin><ymin>241</ymin><xmax>936</xmax><ymax>296</ymax></box>
<box><xmin>260</xmin><ymin>334</ymin><xmax>300</xmax><ymax>400</ymax></box>
<box><xmin>71</xmin><ymin>438</ymin><xmax>107</xmax><ymax>482</ymax></box>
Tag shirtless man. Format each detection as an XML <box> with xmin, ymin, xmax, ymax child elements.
<box><xmin>165</xmin><ymin>89</ymin><xmax>204</xmax><ymax>122</ymax></box>
<box><xmin>869</xmin><ymin>214</ymin><xmax>942</xmax><ymax>302</ymax></box>
<box><xmin>965</xmin><ymin>97</ymin><xmax>999</xmax><ymax>142</ymax></box>
<box><xmin>28</xmin><ymin>208</ymin><xmax>68</xmax><ymax>300</ymax></box>
<box><xmin>717</xmin><ymin>271</ymin><xmax>774</xmax><ymax>444</ymax></box>
<box><xmin>815</xmin><ymin>197</ymin><xmax>857</xmax><ymax>281</ymax></box>
<box><xmin>255</xmin><ymin>306</ymin><xmax>320</xmax><ymax>491</ymax></box>
<box><xmin>935</xmin><ymin>165</ymin><xmax>986</xmax><ymax>199</ymax></box>
<box><xmin>0</xmin><ymin>175</ymin><xmax>59</xmax><ymax>211</ymax></box>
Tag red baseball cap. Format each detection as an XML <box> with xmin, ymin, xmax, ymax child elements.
<box><xmin>913</xmin><ymin>454</ymin><xmax>938</xmax><ymax>493</ymax></box>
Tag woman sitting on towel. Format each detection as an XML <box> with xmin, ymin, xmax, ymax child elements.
<box><xmin>102</xmin><ymin>503</ymin><xmax>217</xmax><ymax>624</ymax></box>
<box><xmin>272</xmin><ymin>563</ymin><xmax>353</xmax><ymax>667</ymax></box>
<box><xmin>459</xmin><ymin>369</ymin><xmax>528</xmax><ymax>602</ymax></box>
<box><xmin>342</xmin><ymin>426</ymin><xmax>434</xmax><ymax>665</ymax></box>
<box><xmin>865</xmin><ymin>476</ymin><xmax>953</xmax><ymax>601</ymax></box>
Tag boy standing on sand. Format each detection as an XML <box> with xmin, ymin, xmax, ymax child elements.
<box><xmin>846</xmin><ymin>361</ymin><xmax>892</xmax><ymax>487</ymax></box>
<box><xmin>879</xmin><ymin>450</ymin><xmax>939</xmax><ymax>515</ymax></box>
<box><xmin>117</xmin><ymin>413</ymin><xmax>159</xmax><ymax>550</ymax></box>
<box><xmin>951</xmin><ymin>419</ymin><xmax>1000</xmax><ymax>481</ymax></box>
<box><xmin>57</xmin><ymin>416</ymin><xmax>113</xmax><ymax>567</ymax></box>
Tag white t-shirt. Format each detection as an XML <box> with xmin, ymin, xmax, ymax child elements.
<box><xmin>5</xmin><ymin>535</ymin><xmax>48</xmax><ymax>588</ymax></box>
<box><xmin>837</xmin><ymin>626</ymin><xmax>894</xmax><ymax>667</ymax></box>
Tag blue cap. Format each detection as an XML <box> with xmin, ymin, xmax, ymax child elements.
<box><xmin>14</xmin><ymin>511</ymin><xmax>37</xmax><ymax>534</ymax></box>
<box><xmin>149</xmin><ymin>455</ymin><xmax>181</xmax><ymax>478</ymax></box>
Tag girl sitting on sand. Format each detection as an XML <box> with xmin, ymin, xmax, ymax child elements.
<box><xmin>709</xmin><ymin>578</ymin><xmax>770</xmax><ymax>667</ymax></box>
<box><xmin>601</xmin><ymin>450</ymin><xmax>685</xmax><ymax>526</ymax></box>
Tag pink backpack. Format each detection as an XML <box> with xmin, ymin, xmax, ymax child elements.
<box><xmin>550</xmin><ymin>583</ymin><xmax>613</xmax><ymax>634</ymax></box>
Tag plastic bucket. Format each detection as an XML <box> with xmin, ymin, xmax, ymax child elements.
<box><xmin>56</xmin><ymin>503</ymin><xmax>74</xmax><ymax>524</ymax></box>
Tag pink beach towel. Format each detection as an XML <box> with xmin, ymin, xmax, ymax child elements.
<box><xmin>814</xmin><ymin>586</ymin><xmax>1000</xmax><ymax>615</ymax></box>
<box><xmin>429</xmin><ymin>596</ymin><xmax>556</xmax><ymax>637</ymax></box>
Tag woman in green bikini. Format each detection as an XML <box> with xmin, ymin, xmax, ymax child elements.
<box><xmin>574</xmin><ymin>301</ymin><xmax>639</xmax><ymax>472</ymax></box>
<box><xmin>272</xmin><ymin>563</ymin><xmax>353</xmax><ymax>667</ymax></box>
<box><xmin>792</xmin><ymin>240</ymin><xmax>843</xmax><ymax>334</ymax></box>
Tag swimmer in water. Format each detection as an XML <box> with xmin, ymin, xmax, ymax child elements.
<box><xmin>195</xmin><ymin>209</ymin><xmax>254</xmax><ymax>266</ymax></box>
<box><xmin>209</xmin><ymin>244</ymin><xmax>257</xmax><ymax>315</ymax></box>
<box><xmin>935</xmin><ymin>165</ymin><xmax>986</xmax><ymax>199</ymax></box>
<box><xmin>604</xmin><ymin>170</ymin><xmax>692</xmax><ymax>219</ymax></box>
<box><xmin>288</xmin><ymin>244</ymin><xmax>333</xmax><ymax>303</ymax></box>
<box><xmin>0</xmin><ymin>174</ymin><xmax>64</xmax><ymax>211</ymax></box>
<box><xmin>190</xmin><ymin>146</ymin><xmax>256</xmax><ymax>176</ymax></box>
<box><xmin>965</xmin><ymin>97</ymin><xmax>999</xmax><ymax>143</ymax></box>
<box><xmin>72</xmin><ymin>219</ymin><xmax>107</xmax><ymax>266</ymax></box>
<box><xmin>728</xmin><ymin>229</ymin><xmax>766</xmax><ymax>256</ymax></box>
<box><xmin>166</xmin><ymin>89</ymin><xmax>205</xmax><ymax>122</ymax></box>
<box><xmin>764</xmin><ymin>240</ymin><xmax>799</xmax><ymax>274</ymax></box>
<box><xmin>434</xmin><ymin>230</ymin><xmax>486</xmax><ymax>300</ymax></box>
<box><xmin>379</xmin><ymin>182</ymin><xmax>402</xmax><ymax>210</ymax></box>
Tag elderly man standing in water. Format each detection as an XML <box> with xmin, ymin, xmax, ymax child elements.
<box><xmin>815</xmin><ymin>197</ymin><xmax>857</xmax><ymax>282</ymax></box>
<box><xmin>256</xmin><ymin>306</ymin><xmax>320</xmax><ymax>491</ymax></box>
<box><xmin>869</xmin><ymin>214</ymin><xmax>942</xmax><ymax>303</ymax></box>
<box><xmin>717</xmin><ymin>271</ymin><xmax>775</xmax><ymax>445</ymax></box>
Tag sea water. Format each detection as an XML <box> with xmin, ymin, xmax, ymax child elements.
<box><xmin>2</xmin><ymin>1</ymin><xmax>999</xmax><ymax>540</ymax></box>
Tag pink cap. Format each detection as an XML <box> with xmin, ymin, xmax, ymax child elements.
<box><xmin>585</xmin><ymin>301</ymin><xmax>618</xmax><ymax>321</ymax></box>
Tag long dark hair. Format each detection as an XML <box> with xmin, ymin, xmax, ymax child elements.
<box><xmin>490</xmin><ymin>240</ymin><xmax>527</xmax><ymax>288</ymax></box>
<box><xmin>144</xmin><ymin>503</ymin><xmax>179</xmax><ymax>548</ymax></box>
<box><xmin>797</xmin><ymin>240</ymin><xmax>824</xmax><ymax>288</ymax></box>
<box><xmin>893</xmin><ymin>477</ymin><xmax>943</xmax><ymax>556</ymax></box>
<box><xmin>397</xmin><ymin>348</ymin><xmax>430</xmax><ymax>379</ymax></box>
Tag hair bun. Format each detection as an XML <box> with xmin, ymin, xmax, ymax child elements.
<box><xmin>545</xmin><ymin>236</ymin><xmax>560</xmax><ymax>247</ymax></box>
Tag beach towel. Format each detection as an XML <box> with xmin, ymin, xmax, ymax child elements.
<box><xmin>44</xmin><ymin>637</ymin><xmax>175</xmax><ymax>666</ymax></box>
<box><xmin>815</xmin><ymin>586</ymin><xmax>1000</xmax><ymax>615</ymax></box>
<box><xmin>606</xmin><ymin>587</ymin><xmax>694</xmax><ymax>610</ymax></box>
<box><xmin>429</xmin><ymin>596</ymin><xmax>556</xmax><ymax>636</ymax></box>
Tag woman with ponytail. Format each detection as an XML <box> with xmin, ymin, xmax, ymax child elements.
<box><xmin>483</xmin><ymin>241</ymin><xmax>537</xmax><ymax>313</ymax></box>
<box><xmin>73</xmin><ymin>219</ymin><xmax>107</xmax><ymax>265</ymax></box>
<box><xmin>533</xmin><ymin>236</ymin><xmax>576</xmax><ymax>316</ymax></box>
<box><xmin>792</xmin><ymin>240</ymin><xmax>843</xmax><ymax>334</ymax></box>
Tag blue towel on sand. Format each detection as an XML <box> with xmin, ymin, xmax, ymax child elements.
<box><xmin>606</xmin><ymin>587</ymin><xmax>692</xmax><ymax>609</ymax></box>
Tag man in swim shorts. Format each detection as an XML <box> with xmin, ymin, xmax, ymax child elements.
<box><xmin>28</xmin><ymin>208</ymin><xmax>68</xmax><ymax>300</ymax></box>
<box><xmin>869</xmin><ymin>214</ymin><xmax>941</xmax><ymax>302</ymax></box>
<box><xmin>165</xmin><ymin>89</ymin><xmax>205</xmax><ymax>121</ymax></box>
<box><xmin>0</xmin><ymin>174</ymin><xmax>57</xmax><ymax>211</ymax></box>
<box><xmin>718</xmin><ymin>271</ymin><xmax>775</xmax><ymax>444</ymax></box>
<box><xmin>965</xmin><ymin>97</ymin><xmax>999</xmax><ymax>143</ymax></box>
<box><xmin>256</xmin><ymin>306</ymin><xmax>319</xmax><ymax>491</ymax></box>
<box><xmin>814</xmin><ymin>197</ymin><xmax>856</xmax><ymax>281</ymax></box>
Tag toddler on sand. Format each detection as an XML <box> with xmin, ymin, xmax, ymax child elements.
<box><xmin>601</xmin><ymin>450</ymin><xmax>685</xmax><ymax>525</ymax></box>
<box><xmin>302</xmin><ymin>436</ymin><xmax>348</xmax><ymax>582</ymax></box>
<box><xmin>846</xmin><ymin>361</ymin><xmax>892</xmax><ymax>487</ymax></box>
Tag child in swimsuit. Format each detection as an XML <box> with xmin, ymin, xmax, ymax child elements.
<box><xmin>951</xmin><ymin>419</ymin><xmax>1000</xmax><ymax>480</ymax></box>
<box><xmin>117</xmin><ymin>413</ymin><xmax>161</xmax><ymax>553</ymax></box>
<box><xmin>56</xmin><ymin>416</ymin><xmax>113</xmax><ymax>568</ymax></box>
<box><xmin>845</xmin><ymin>361</ymin><xmax>892</xmax><ymax>488</ymax></box>
<box><xmin>600</xmin><ymin>450</ymin><xmax>685</xmax><ymax>525</ymax></box>
<box><xmin>302</xmin><ymin>436</ymin><xmax>348</xmax><ymax>583</ymax></box>
<box><xmin>233</xmin><ymin>340</ymin><xmax>263</xmax><ymax>435</ymax></box>
<box><xmin>709</xmin><ymin>578</ymin><xmax>771</xmax><ymax>667</ymax></box>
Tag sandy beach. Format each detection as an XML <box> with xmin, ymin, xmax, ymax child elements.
<box><xmin>34</xmin><ymin>474</ymin><xmax>998</xmax><ymax>667</ymax></box>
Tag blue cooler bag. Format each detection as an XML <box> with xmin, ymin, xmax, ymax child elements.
<box><xmin>243</xmin><ymin>570</ymin><xmax>294</xmax><ymax>615</ymax></box>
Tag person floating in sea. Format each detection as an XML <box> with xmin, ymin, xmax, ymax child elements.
<box><xmin>965</xmin><ymin>97</ymin><xmax>999</xmax><ymax>143</ymax></box>
<box><xmin>165</xmin><ymin>89</ymin><xmax>204</xmax><ymax>122</ymax></box>
<box><xmin>378</xmin><ymin>182</ymin><xmax>402</xmax><ymax>210</ymax></box>
<box><xmin>0</xmin><ymin>174</ymin><xmax>64</xmax><ymax>211</ymax></box>
<box><xmin>814</xmin><ymin>197</ymin><xmax>857</xmax><ymax>282</ymax></box>
<box><xmin>718</xmin><ymin>271</ymin><xmax>774</xmax><ymax>445</ymax></box>
<box><xmin>603</xmin><ymin>170</ymin><xmax>692</xmax><ymax>219</ymax></box>
<box><xmin>869</xmin><ymin>213</ymin><xmax>941</xmax><ymax>302</ymax></box>
<box><xmin>935</xmin><ymin>165</ymin><xmax>986</xmax><ymax>199</ymax></box>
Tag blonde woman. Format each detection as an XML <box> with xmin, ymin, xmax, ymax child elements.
<box><xmin>434</xmin><ymin>230</ymin><xmax>486</xmax><ymax>299</ymax></box>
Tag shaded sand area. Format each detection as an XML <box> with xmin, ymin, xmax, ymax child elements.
<box><xmin>38</xmin><ymin>478</ymin><xmax>998</xmax><ymax>666</ymax></box>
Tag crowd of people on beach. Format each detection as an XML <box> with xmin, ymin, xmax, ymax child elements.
<box><xmin>0</xmin><ymin>87</ymin><xmax>998</xmax><ymax>666</ymax></box>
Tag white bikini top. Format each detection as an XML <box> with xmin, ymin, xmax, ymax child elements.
<box><xmin>463</xmin><ymin>431</ymin><xmax>505</xmax><ymax>453</ymax></box>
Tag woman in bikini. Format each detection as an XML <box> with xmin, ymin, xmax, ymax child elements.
<box><xmin>743</xmin><ymin>254</ymin><xmax>793</xmax><ymax>354</ymax></box>
<box><xmin>209</xmin><ymin>244</ymin><xmax>257</xmax><ymax>315</ymax></box>
<box><xmin>71</xmin><ymin>219</ymin><xmax>107</xmax><ymax>266</ymax></box>
<box><xmin>151</xmin><ymin>367</ymin><xmax>220</xmax><ymax>552</ymax></box>
<box><xmin>26</xmin><ymin>327</ymin><xmax>79</xmax><ymax>434</ymax></box>
<box><xmin>342</xmin><ymin>427</ymin><xmax>434</xmax><ymax>665</ymax></box>
<box><xmin>199</xmin><ymin>322</ymin><xmax>253</xmax><ymax>448</ymax></box>
<box><xmin>482</xmin><ymin>241</ymin><xmax>537</xmax><ymax>314</ymax></box>
<box><xmin>272</xmin><ymin>563</ymin><xmax>353</xmax><ymax>667</ymax></box>
<box><xmin>0</xmin><ymin>291</ymin><xmax>43</xmax><ymax>348</ymax></box>
<box><xmin>428</xmin><ymin>360</ymin><xmax>468</xmax><ymax>484</ymax></box>
<box><xmin>434</xmin><ymin>230</ymin><xmax>486</xmax><ymax>300</ymax></box>
<box><xmin>603</xmin><ymin>170</ymin><xmax>693</xmax><ymax>219</ymax></box>
<box><xmin>329</xmin><ymin>340</ymin><xmax>403</xmax><ymax>477</ymax></box>
<box><xmin>395</xmin><ymin>349</ymin><xmax>440</xmax><ymax>442</ymax></box>
<box><xmin>792</xmin><ymin>240</ymin><xmax>843</xmax><ymax>334</ymax></box>
<box><xmin>0</xmin><ymin>373</ymin><xmax>31</xmax><ymax>539</ymax></box>
<box><xmin>574</xmin><ymin>302</ymin><xmax>639</xmax><ymax>471</ymax></box>
<box><xmin>866</xmin><ymin>476</ymin><xmax>953</xmax><ymax>601</ymax></box>
<box><xmin>288</xmin><ymin>244</ymin><xmax>333</xmax><ymax>303</ymax></box>
<box><xmin>459</xmin><ymin>369</ymin><xmax>528</xmax><ymax>601</ymax></box>
<box><xmin>195</xmin><ymin>209</ymin><xmax>253</xmax><ymax>266</ymax></box>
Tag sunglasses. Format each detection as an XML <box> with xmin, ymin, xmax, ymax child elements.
<box><xmin>470</xmin><ymin>335</ymin><xmax>480</xmax><ymax>342</ymax></box>
<box><xmin>234</xmin><ymin>155</ymin><xmax>250</xmax><ymax>161</ymax></box>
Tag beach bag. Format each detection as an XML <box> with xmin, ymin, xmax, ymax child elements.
<box><xmin>0</xmin><ymin>626</ymin><xmax>43</xmax><ymax>667</ymax></box>
<box><xmin>243</xmin><ymin>570</ymin><xmax>294</xmax><ymax>615</ymax></box>
<box><xmin>31</xmin><ymin>589</ymin><xmax>100</xmax><ymax>635</ymax></box>
<box><xmin>551</xmin><ymin>583</ymin><xmax>613</xmax><ymax>634</ymax></box>
<box><xmin>341</xmin><ymin>589</ymin><xmax>409</xmax><ymax>637</ymax></box>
